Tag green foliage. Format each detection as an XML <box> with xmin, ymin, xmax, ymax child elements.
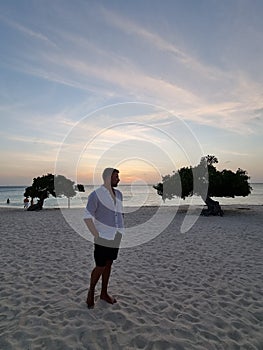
<box><xmin>153</xmin><ymin>155</ymin><xmax>252</xmax><ymax>202</ymax></box>
<box><xmin>24</xmin><ymin>173</ymin><xmax>55</xmax><ymax>202</ymax></box>
<box><xmin>24</xmin><ymin>173</ymin><xmax>77</xmax><ymax>207</ymax></box>
<box><xmin>54</xmin><ymin>175</ymin><xmax>76</xmax><ymax>198</ymax></box>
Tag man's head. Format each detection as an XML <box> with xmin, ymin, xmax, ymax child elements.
<box><xmin>102</xmin><ymin>168</ymin><xmax>120</xmax><ymax>187</ymax></box>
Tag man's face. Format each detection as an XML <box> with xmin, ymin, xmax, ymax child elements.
<box><xmin>111</xmin><ymin>172</ymin><xmax>120</xmax><ymax>187</ymax></box>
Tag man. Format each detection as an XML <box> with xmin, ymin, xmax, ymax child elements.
<box><xmin>84</xmin><ymin>168</ymin><xmax>124</xmax><ymax>309</ymax></box>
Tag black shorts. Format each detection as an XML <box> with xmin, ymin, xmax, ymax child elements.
<box><xmin>94</xmin><ymin>233</ymin><xmax>122</xmax><ymax>267</ymax></box>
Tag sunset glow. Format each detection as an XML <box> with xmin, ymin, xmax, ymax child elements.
<box><xmin>1</xmin><ymin>1</ymin><xmax>263</xmax><ymax>185</ymax></box>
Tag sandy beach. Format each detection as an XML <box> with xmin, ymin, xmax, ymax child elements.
<box><xmin>0</xmin><ymin>205</ymin><xmax>262</xmax><ymax>349</ymax></box>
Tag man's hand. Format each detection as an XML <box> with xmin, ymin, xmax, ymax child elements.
<box><xmin>84</xmin><ymin>218</ymin><xmax>99</xmax><ymax>238</ymax></box>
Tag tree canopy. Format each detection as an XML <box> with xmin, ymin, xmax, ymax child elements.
<box><xmin>153</xmin><ymin>155</ymin><xmax>252</xmax><ymax>215</ymax></box>
<box><xmin>24</xmin><ymin>174</ymin><xmax>82</xmax><ymax>210</ymax></box>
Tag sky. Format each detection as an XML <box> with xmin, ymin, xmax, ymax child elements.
<box><xmin>0</xmin><ymin>0</ymin><xmax>263</xmax><ymax>186</ymax></box>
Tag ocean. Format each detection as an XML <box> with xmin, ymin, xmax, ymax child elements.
<box><xmin>0</xmin><ymin>183</ymin><xmax>262</xmax><ymax>209</ymax></box>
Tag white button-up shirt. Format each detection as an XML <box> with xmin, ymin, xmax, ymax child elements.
<box><xmin>84</xmin><ymin>185</ymin><xmax>124</xmax><ymax>240</ymax></box>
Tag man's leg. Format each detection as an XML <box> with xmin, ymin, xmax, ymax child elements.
<box><xmin>100</xmin><ymin>260</ymin><xmax>117</xmax><ymax>304</ymax></box>
<box><xmin>87</xmin><ymin>266</ymin><xmax>105</xmax><ymax>308</ymax></box>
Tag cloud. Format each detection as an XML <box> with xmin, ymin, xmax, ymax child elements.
<box><xmin>2</xmin><ymin>5</ymin><xmax>263</xmax><ymax>137</ymax></box>
<box><xmin>0</xmin><ymin>14</ymin><xmax>57</xmax><ymax>47</ymax></box>
<box><xmin>99</xmin><ymin>6</ymin><xmax>225</xmax><ymax>81</ymax></box>
<box><xmin>19</xmin><ymin>47</ymin><xmax>260</xmax><ymax>135</ymax></box>
<box><xmin>35</xmin><ymin>50</ymin><xmax>202</xmax><ymax>111</ymax></box>
<box><xmin>220</xmin><ymin>150</ymin><xmax>251</xmax><ymax>157</ymax></box>
<box><xmin>1</xmin><ymin>148</ymin><xmax>57</xmax><ymax>166</ymax></box>
<box><xmin>254</xmin><ymin>108</ymin><xmax>263</xmax><ymax>116</ymax></box>
<box><xmin>5</xmin><ymin>134</ymin><xmax>63</xmax><ymax>147</ymax></box>
<box><xmin>97</xmin><ymin>7</ymin><xmax>263</xmax><ymax>134</ymax></box>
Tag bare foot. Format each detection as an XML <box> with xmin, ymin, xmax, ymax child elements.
<box><xmin>86</xmin><ymin>289</ymin><xmax>95</xmax><ymax>309</ymax></box>
<box><xmin>100</xmin><ymin>293</ymin><xmax>117</xmax><ymax>304</ymax></box>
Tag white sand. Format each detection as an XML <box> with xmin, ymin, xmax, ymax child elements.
<box><xmin>0</xmin><ymin>205</ymin><xmax>262</xmax><ymax>349</ymax></box>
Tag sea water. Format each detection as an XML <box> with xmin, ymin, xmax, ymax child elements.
<box><xmin>0</xmin><ymin>183</ymin><xmax>262</xmax><ymax>209</ymax></box>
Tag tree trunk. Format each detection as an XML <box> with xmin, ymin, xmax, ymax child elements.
<box><xmin>27</xmin><ymin>198</ymin><xmax>44</xmax><ymax>211</ymax></box>
<box><xmin>68</xmin><ymin>197</ymin><xmax>70</xmax><ymax>209</ymax></box>
<box><xmin>201</xmin><ymin>196</ymin><xmax>223</xmax><ymax>216</ymax></box>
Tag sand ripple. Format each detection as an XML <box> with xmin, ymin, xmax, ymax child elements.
<box><xmin>0</xmin><ymin>206</ymin><xmax>262</xmax><ymax>349</ymax></box>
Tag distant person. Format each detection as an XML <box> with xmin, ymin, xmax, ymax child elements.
<box><xmin>84</xmin><ymin>168</ymin><xmax>124</xmax><ymax>309</ymax></box>
<box><xmin>24</xmin><ymin>197</ymin><xmax>30</xmax><ymax>209</ymax></box>
<box><xmin>7</xmin><ymin>198</ymin><xmax>10</xmax><ymax>204</ymax></box>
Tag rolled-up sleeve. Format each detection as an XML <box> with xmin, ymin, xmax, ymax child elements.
<box><xmin>83</xmin><ymin>186</ymin><xmax>124</xmax><ymax>239</ymax></box>
<box><xmin>83</xmin><ymin>192</ymin><xmax>97</xmax><ymax>219</ymax></box>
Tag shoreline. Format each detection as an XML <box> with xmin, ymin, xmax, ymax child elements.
<box><xmin>0</xmin><ymin>203</ymin><xmax>262</xmax><ymax>210</ymax></box>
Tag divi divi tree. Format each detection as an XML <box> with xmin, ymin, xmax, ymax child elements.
<box><xmin>153</xmin><ymin>155</ymin><xmax>252</xmax><ymax>216</ymax></box>
<box><xmin>24</xmin><ymin>174</ymin><xmax>82</xmax><ymax>210</ymax></box>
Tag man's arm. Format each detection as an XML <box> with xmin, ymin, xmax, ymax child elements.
<box><xmin>84</xmin><ymin>218</ymin><xmax>99</xmax><ymax>238</ymax></box>
<box><xmin>84</xmin><ymin>191</ymin><xmax>100</xmax><ymax>238</ymax></box>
